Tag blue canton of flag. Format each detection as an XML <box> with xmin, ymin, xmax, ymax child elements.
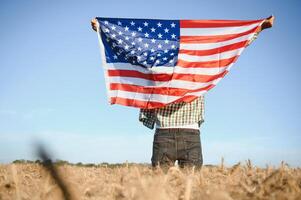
<box><xmin>97</xmin><ymin>17</ymin><xmax>180</xmax><ymax>68</ymax></box>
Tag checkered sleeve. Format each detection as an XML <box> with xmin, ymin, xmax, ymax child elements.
<box><xmin>199</xmin><ymin>96</ymin><xmax>205</xmax><ymax>127</ymax></box>
<box><xmin>139</xmin><ymin>109</ymin><xmax>156</xmax><ymax>129</ymax></box>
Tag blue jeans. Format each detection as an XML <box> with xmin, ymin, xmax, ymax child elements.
<box><xmin>151</xmin><ymin>128</ymin><xmax>203</xmax><ymax>168</ymax></box>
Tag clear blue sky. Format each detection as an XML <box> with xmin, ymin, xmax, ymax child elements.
<box><xmin>0</xmin><ymin>0</ymin><xmax>300</xmax><ymax>167</ymax></box>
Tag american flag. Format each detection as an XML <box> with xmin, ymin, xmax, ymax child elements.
<box><xmin>95</xmin><ymin>17</ymin><xmax>265</xmax><ymax>109</ymax></box>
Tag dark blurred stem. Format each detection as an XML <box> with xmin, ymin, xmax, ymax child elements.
<box><xmin>38</xmin><ymin>145</ymin><xmax>72</xmax><ymax>200</ymax></box>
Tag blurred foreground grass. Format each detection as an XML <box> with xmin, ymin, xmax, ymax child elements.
<box><xmin>0</xmin><ymin>160</ymin><xmax>300</xmax><ymax>200</ymax></box>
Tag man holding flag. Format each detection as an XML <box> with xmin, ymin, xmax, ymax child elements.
<box><xmin>91</xmin><ymin>15</ymin><xmax>274</xmax><ymax>169</ymax></box>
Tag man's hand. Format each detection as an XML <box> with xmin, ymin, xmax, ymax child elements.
<box><xmin>91</xmin><ymin>18</ymin><xmax>97</xmax><ymax>32</ymax></box>
<box><xmin>258</xmin><ymin>15</ymin><xmax>275</xmax><ymax>33</ymax></box>
<box><xmin>247</xmin><ymin>15</ymin><xmax>274</xmax><ymax>46</ymax></box>
<box><xmin>262</xmin><ymin>15</ymin><xmax>275</xmax><ymax>30</ymax></box>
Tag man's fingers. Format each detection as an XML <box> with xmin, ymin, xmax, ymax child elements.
<box><xmin>269</xmin><ymin>16</ymin><xmax>275</xmax><ymax>26</ymax></box>
<box><xmin>266</xmin><ymin>15</ymin><xmax>275</xmax><ymax>27</ymax></box>
<box><xmin>261</xmin><ymin>15</ymin><xmax>275</xmax><ymax>31</ymax></box>
<box><xmin>267</xmin><ymin>15</ymin><xmax>273</xmax><ymax>20</ymax></box>
<box><xmin>91</xmin><ymin>18</ymin><xmax>98</xmax><ymax>31</ymax></box>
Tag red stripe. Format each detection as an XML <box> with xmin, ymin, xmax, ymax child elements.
<box><xmin>180</xmin><ymin>19</ymin><xmax>263</xmax><ymax>28</ymax></box>
<box><xmin>173</xmin><ymin>95</ymin><xmax>200</xmax><ymax>104</ymax></box>
<box><xmin>180</xmin><ymin>27</ymin><xmax>258</xmax><ymax>43</ymax></box>
<box><xmin>110</xmin><ymin>97</ymin><xmax>165</xmax><ymax>109</ymax></box>
<box><xmin>111</xmin><ymin>95</ymin><xmax>204</xmax><ymax>109</ymax></box>
<box><xmin>177</xmin><ymin>56</ymin><xmax>238</xmax><ymax>68</ymax></box>
<box><xmin>110</xmin><ymin>83</ymin><xmax>215</xmax><ymax>96</ymax></box>
<box><xmin>108</xmin><ymin>69</ymin><xmax>228</xmax><ymax>82</ymax></box>
<box><xmin>179</xmin><ymin>41</ymin><xmax>247</xmax><ymax>56</ymax></box>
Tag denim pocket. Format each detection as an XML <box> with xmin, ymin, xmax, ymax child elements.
<box><xmin>184</xmin><ymin>135</ymin><xmax>201</xmax><ymax>163</ymax></box>
<box><xmin>152</xmin><ymin>138</ymin><xmax>174</xmax><ymax>166</ymax></box>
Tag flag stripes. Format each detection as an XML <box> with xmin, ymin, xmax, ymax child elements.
<box><xmin>96</xmin><ymin>18</ymin><xmax>265</xmax><ymax>108</ymax></box>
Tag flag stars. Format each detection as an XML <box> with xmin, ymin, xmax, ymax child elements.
<box><xmin>118</xmin><ymin>39</ymin><xmax>123</xmax><ymax>44</ymax></box>
<box><xmin>103</xmin><ymin>19</ymin><xmax>179</xmax><ymax>67</ymax></box>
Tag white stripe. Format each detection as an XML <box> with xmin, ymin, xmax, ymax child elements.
<box><xmin>178</xmin><ymin>47</ymin><xmax>244</xmax><ymax>62</ymax></box>
<box><xmin>174</xmin><ymin>66</ymin><xmax>228</xmax><ymax>75</ymax></box>
<box><xmin>109</xmin><ymin>89</ymin><xmax>207</xmax><ymax>103</ymax></box>
<box><xmin>96</xmin><ymin>21</ymin><xmax>111</xmax><ymax>102</ymax></box>
<box><xmin>108</xmin><ymin>76</ymin><xmax>221</xmax><ymax>89</ymax></box>
<box><xmin>180</xmin><ymin>33</ymin><xmax>254</xmax><ymax>50</ymax></box>
<box><xmin>180</xmin><ymin>23</ymin><xmax>260</xmax><ymax>36</ymax></box>
<box><xmin>105</xmin><ymin>62</ymin><xmax>229</xmax><ymax>75</ymax></box>
<box><xmin>105</xmin><ymin>63</ymin><xmax>174</xmax><ymax>74</ymax></box>
<box><xmin>110</xmin><ymin>90</ymin><xmax>179</xmax><ymax>102</ymax></box>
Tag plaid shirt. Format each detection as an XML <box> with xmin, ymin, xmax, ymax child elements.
<box><xmin>139</xmin><ymin>96</ymin><xmax>205</xmax><ymax>129</ymax></box>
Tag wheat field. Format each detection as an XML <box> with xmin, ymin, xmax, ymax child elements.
<box><xmin>0</xmin><ymin>161</ymin><xmax>300</xmax><ymax>200</ymax></box>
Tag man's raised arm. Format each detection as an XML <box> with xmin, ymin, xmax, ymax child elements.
<box><xmin>247</xmin><ymin>15</ymin><xmax>275</xmax><ymax>45</ymax></box>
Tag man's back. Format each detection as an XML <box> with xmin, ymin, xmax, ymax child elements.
<box><xmin>139</xmin><ymin>96</ymin><xmax>205</xmax><ymax>168</ymax></box>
